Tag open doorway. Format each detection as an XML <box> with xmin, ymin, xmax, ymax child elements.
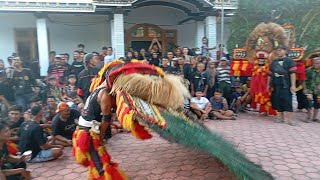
<box><xmin>14</xmin><ymin>28</ymin><xmax>38</xmax><ymax>67</ymax></box>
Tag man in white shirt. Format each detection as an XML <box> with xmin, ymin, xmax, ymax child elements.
<box><xmin>190</xmin><ymin>91</ymin><xmax>212</xmax><ymax>121</ymax></box>
<box><xmin>104</xmin><ymin>47</ymin><xmax>115</xmax><ymax>64</ymax></box>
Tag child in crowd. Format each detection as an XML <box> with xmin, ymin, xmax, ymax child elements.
<box><xmin>190</xmin><ymin>91</ymin><xmax>212</xmax><ymax>121</ymax></box>
<box><xmin>209</xmin><ymin>89</ymin><xmax>236</xmax><ymax>120</ymax></box>
<box><xmin>231</xmin><ymin>81</ymin><xmax>251</xmax><ymax>113</ymax></box>
<box><xmin>63</xmin><ymin>75</ymin><xmax>83</xmax><ymax>106</ymax></box>
<box><xmin>46</xmin><ymin>76</ymin><xmax>64</xmax><ymax>102</ymax></box>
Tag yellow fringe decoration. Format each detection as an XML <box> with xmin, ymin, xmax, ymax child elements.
<box><xmin>111</xmin><ymin>74</ymin><xmax>190</xmax><ymax>110</ymax></box>
<box><xmin>90</xmin><ymin>60</ymin><xmax>124</xmax><ymax>92</ymax></box>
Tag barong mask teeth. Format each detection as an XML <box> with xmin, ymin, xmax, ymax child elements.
<box><xmin>91</xmin><ymin>120</ymin><xmax>101</xmax><ymax>134</ymax></box>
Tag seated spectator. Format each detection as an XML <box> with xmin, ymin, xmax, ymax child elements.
<box><xmin>46</xmin><ymin>76</ymin><xmax>64</xmax><ymax>102</ymax></box>
<box><xmin>0</xmin><ymin>70</ymin><xmax>14</xmax><ymax>117</ymax></box>
<box><xmin>0</xmin><ymin>120</ymin><xmax>31</xmax><ymax>180</ymax></box>
<box><xmin>6</xmin><ymin>105</ymin><xmax>24</xmax><ymax>142</ymax></box>
<box><xmin>43</xmin><ymin>96</ymin><xmax>57</xmax><ymax>122</ymax></box>
<box><xmin>51</xmin><ymin>102</ymin><xmax>80</xmax><ymax>147</ymax></box>
<box><xmin>190</xmin><ymin>91</ymin><xmax>212</xmax><ymax>121</ymax></box>
<box><xmin>209</xmin><ymin>89</ymin><xmax>236</xmax><ymax>120</ymax></box>
<box><xmin>231</xmin><ymin>81</ymin><xmax>251</xmax><ymax>113</ymax></box>
<box><xmin>19</xmin><ymin>106</ymin><xmax>63</xmax><ymax>163</ymax></box>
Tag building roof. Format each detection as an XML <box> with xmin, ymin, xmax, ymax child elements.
<box><xmin>0</xmin><ymin>0</ymin><xmax>238</xmax><ymax>13</ymax></box>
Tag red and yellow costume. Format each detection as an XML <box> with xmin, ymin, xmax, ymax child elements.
<box><xmin>250</xmin><ymin>53</ymin><xmax>277</xmax><ymax>115</ymax></box>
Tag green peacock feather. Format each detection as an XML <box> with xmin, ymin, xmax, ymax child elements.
<box><xmin>135</xmin><ymin>112</ymin><xmax>274</xmax><ymax>180</ymax></box>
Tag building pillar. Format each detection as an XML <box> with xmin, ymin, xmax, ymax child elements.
<box><xmin>36</xmin><ymin>18</ymin><xmax>49</xmax><ymax>76</ymax></box>
<box><xmin>205</xmin><ymin>16</ymin><xmax>217</xmax><ymax>60</ymax></box>
<box><xmin>195</xmin><ymin>21</ymin><xmax>205</xmax><ymax>49</ymax></box>
<box><xmin>112</xmin><ymin>13</ymin><xmax>124</xmax><ymax>58</ymax></box>
<box><xmin>110</xmin><ymin>20</ymin><xmax>115</xmax><ymax>50</ymax></box>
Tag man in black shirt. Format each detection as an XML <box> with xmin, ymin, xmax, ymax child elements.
<box><xmin>10</xmin><ymin>56</ymin><xmax>36</xmax><ymax>111</ymax></box>
<box><xmin>0</xmin><ymin>70</ymin><xmax>13</xmax><ymax>117</ymax></box>
<box><xmin>51</xmin><ymin>102</ymin><xmax>80</xmax><ymax>147</ymax></box>
<box><xmin>72</xmin><ymin>50</ymin><xmax>85</xmax><ymax>77</ymax></box>
<box><xmin>190</xmin><ymin>63</ymin><xmax>209</xmax><ymax>97</ymax></box>
<box><xmin>268</xmin><ymin>46</ymin><xmax>297</xmax><ymax>126</ymax></box>
<box><xmin>160</xmin><ymin>57</ymin><xmax>174</xmax><ymax>74</ymax></box>
<box><xmin>77</xmin><ymin>53</ymin><xmax>99</xmax><ymax>101</ymax></box>
<box><xmin>19</xmin><ymin>106</ymin><xmax>63</xmax><ymax>163</ymax></box>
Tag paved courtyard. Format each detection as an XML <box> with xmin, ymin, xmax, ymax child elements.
<box><xmin>28</xmin><ymin>111</ymin><xmax>320</xmax><ymax>180</ymax></box>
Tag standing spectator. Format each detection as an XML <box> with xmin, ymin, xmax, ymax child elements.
<box><xmin>5</xmin><ymin>56</ymin><xmax>15</xmax><ymax>79</ymax></box>
<box><xmin>166</xmin><ymin>51</ymin><xmax>176</xmax><ymax>67</ymax></box>
<box><xmin>175</xmin><ymin>48</ymin><xmax>182</xmax><ymax>57</ymax></box>
<box><xmin>201</xmin><ymin>37</ymin><xmax>216</xmax><ymax>57</ymax></box>
<box><xmin>190</xmin><ymin>91</ymin><xmax>212</xmax><ymax>121</ymax></box>
<box><xmin>10</xmin><ymin>56</ymin><xmax>35</xmax><ymax>111</ymax></box>
<box><xmin>98</xmin><ymin>47</ymin><xmax>107</xmax><ymax>68</ymax></box>
<box><xmin>0</xmin><ymin>59</ymin><xmax>5</xmax><ymax>71</ymax></box>
<box><xmin>126</xmin><ymin>51</ymin><xmax>134</xmax><ymax>60</ymax></box>
<box><xmin>72</xmin><ymin>50</ymin><xmax>85</xmax><ymax>77</ymax></box>
<box><xmin>190</xmin><ymin>63</ymin><xmax>209</xmax><ymax>97</ymax></box>
<box><xmin>100</xmin><ymin>46</ymin><xmax>108</xmax><ymax>62</ymax></box>
<box><xmin>209</xmin><ymin>89</ymin><xmax>236</xmax><ymax>120</ymax></box>
<box><xmin>148</xmin><ymin>38</ymin><xmax>162</xmax><ymax>56</ymax></box>
<box><xmin>206</xmin><ymin>60</ymin><xmax>217</xmax><ymax>99</ymax></box>
<box><xmin>175</xmin><ymin>56</ymin><xmax>191</xmax><ymax>80</ymax></box>
<box><xmin>47</xmin><ymin>55</ymin><xmax>68</xmax><ymax>88</ymax></box>
<box><xmin>61</xmin><ymin>54</ymin><xmax>74</xmax><ymax>76</ymax></box>
<box><xmin>0</xmin><ymin>120</ymin><xmax>31</xmax><ymax>180</ymax></box>
<box><xmin>77</xmin><ymin>44</ymin><xmax>86</xmax><ymax>53</ymax></box>
<box><xmin>29</xmin><ymin>59</ymin><xmax>41</xmax><ymax>79</ymax></box>
<box><xmin>138</xmin><ymin>48</ymin><xmax>148</xmax><ymax>61</ymax></box>
<box><xmin>0</xmin><ymin>70</ymin><xmax>14</xmax><ymax>116</ymax></box>
<box><xmin>216</xmin><ymin>44</ymin><xmax>227</xmax><ymax>61</ymax></box>
<box><xmin>19</xmin><ymin>106</ymin><xmax>63</xmax><ymax>163</ymax></box>
<box><xmin>133</xmin><ymin>51</ymin><xmax>139</xmax><ymax>59</ymax></box>
<box><xmin>217</xmin><ymin>57</ymin><xmax>232</xmax><ymax>105</ymax></box>
<box><xmin>268</xmin><ymin>46</ymin><xmax>297</xmax><ymax>126</ymax></box>
<box><xmin>51</xmin><ymin>102</ymin><xmax>79</xmax><ymax>147</ymax></box>
<box><xmin>182</xmin><ymin>47</ymin><xmax>192</xmax><ymax>63</ymax></box>
<box><xmin>149</xmin><ymin>52</ymin><xmax>160</xmax><ymax>66</ymax></box>
<box><xmin>305</xmin><ymin>57</ymin><xmax>320</xmax><ymax>122</ymax></box>
<box><xmin>49</xmin><ymin>51</ymin><xmax>56</xmax><ymax>64</ymax></box>
<box><xmin>160</xmin><ymin>57</ymin><xmax>174</xmax><ymax>74</ymax></box>
<box><xmin>103</xmin><ymin>47</ymin><xmax>115</xmax><ymax>64</ymax></box>
<box><xmin>77</xmin><ymin>54</ymin><xmax>99</xmax><ymax>101</ymax></box>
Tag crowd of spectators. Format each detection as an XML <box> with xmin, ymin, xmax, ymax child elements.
<box><xmin>0</xmin><ymin>37</ymin><xmax>319</xmax><ymax>179</ymax></box>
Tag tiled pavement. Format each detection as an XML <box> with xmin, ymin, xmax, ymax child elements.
<box><xmin>28</xmin><ymin>111</ymin><xmax>320</xmax><ymax>180</ymax></box>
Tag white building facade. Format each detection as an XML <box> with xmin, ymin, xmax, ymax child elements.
<box><xmin>0</xmin><ymin>0</ymin><xmax>237</xmax><ymax>75</ymax></box>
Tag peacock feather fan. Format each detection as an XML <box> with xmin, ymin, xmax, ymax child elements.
<box><xmin>135</xmin><ymin>111</ymin><xmax>274</xmax><ymax>180</ymax></box>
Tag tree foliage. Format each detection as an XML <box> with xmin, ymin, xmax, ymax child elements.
<box><xmin>227</xmin><ymin>0</ymin><xmax>320</xmax><ymax>56</ymax></box>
